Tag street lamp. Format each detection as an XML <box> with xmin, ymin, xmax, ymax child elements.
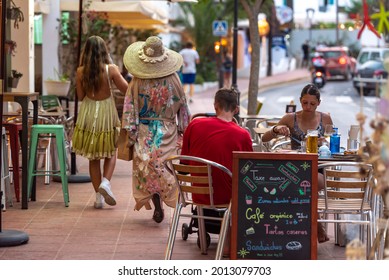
<box><xmin>232</xmin><ymin>0</ymin><xmax>239</xmax><ymax>102</ymax></box>
<box><xmin>335</xmin><ymin>0</ymin><xmax>339</xmax><ymax>45</ymax></box>
<box><xmin>306</xmin><ymin>8</ymin><xmax>315</xmax><ymax>42</ymax></box>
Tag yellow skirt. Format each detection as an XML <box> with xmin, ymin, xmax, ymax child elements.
<box><xmin>72</xmin><ymin>96</ymin><xmax>120</xmax><ymax>160</ymax></box>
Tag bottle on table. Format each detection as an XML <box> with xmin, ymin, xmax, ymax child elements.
<box><xmin>330</xmin><ymin>127</ymin><xmax>341</xmax><ymax>154</ymax></box>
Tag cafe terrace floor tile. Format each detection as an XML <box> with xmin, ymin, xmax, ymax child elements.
<box><xmin>0</xmin><ymin>156</ymin><xmax>346</xmax><ymax>260</ymax></box>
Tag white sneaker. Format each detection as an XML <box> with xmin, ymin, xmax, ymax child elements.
<box><xmin>94</xmin><ymin>192</ymin><xmax>104</xmax><ymax>209</ymax></box>
<box><xmin>98</xmin><ymin>180</ymin><xmax>116</xmax><ymax>206</ymax></box>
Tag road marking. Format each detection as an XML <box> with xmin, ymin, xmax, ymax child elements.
<box><xmin>364</xmin><ymin>96</ymin><xmax>379</xmax><ymax>106</ymax></box>
<box><xmin>258</xmin><ymin>97</ymin><xmax>266</xmax><ymax>103</ymax></box>
<box><xmin>277</xmin><ymin>96</ymin><xmax>295</xmax><ymax>103</ymax></box>
<box><xmin>335</xmin><ymin>96</ymin><xmax>353</xmax><ymax>103</ymax></box>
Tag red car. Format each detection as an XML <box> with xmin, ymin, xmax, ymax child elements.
<box><xmin>316</xmin><ymin>46</ymin><xmax>357</xmax><ymax>80</ymax></box>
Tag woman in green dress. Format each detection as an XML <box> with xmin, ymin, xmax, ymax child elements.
<box><xmin>72</xmin><ymin>36</ymin><xmax>128</xmax><ymax>209</ymax></box>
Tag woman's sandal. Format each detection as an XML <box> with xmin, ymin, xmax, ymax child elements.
<box><xmin>152</xmin><ymin>193</ymin><xmax>164</xmax><ymax>223</ymax></box>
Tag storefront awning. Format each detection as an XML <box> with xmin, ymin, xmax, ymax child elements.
<box><xmin>60</xmin><ymin>0</ymin><xmax>169</xmax><ymax>28</ymax></box>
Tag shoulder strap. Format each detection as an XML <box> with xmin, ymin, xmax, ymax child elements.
<box><xmin>106</xmin><ymin>64</ymin><xmax>113</xmax><ymax>96</ymax></box>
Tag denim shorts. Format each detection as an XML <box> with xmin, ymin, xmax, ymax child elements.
<box><xmin>182</xmin><ymin>73</ymin><xmax>196</xmax><ymax>84</ymax></box>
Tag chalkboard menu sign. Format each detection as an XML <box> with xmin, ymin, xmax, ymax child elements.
<box><xmin>231</xmin><ymin>152</ymin><xmax>318</xmax><ymax>260</ymax></box>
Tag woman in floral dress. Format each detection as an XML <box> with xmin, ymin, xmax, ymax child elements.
<box><xmin>122</xmin><ymin>36</ymin><xmax>190</xmax><ymax>223</ymax></box>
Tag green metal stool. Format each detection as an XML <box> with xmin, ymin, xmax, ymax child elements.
<box><xmin>27</xmin><ymin>124</ymin><xmax>69</xmax><ymax>207</ymax></box>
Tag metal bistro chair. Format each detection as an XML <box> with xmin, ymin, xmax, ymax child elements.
<box><xmin>163</xmin><ymin>155</ymin><xmax>232</xmax><ymax>260</ymax></box>
<box><xmin>318</xmin><ymin>162</ymin><xmax>375</xmax><ymax>258</ymax></box>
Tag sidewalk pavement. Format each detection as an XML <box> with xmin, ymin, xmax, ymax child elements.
<box><xmin>0</xmin><ymin>68</ymin><xmax>346</xmax><ymax>260</ymax></box>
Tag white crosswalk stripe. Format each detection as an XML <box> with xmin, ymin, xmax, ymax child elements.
<box><xmin>277</xmin><ymin>96</ymin><xmax>296</xmax><ymax>103</ymax></box>
<box><xmin>256</xmin><ymin>95</ymin><xmax>379</xmax><ymax>107</ymax></box>
<box><xmin>335</xmin><ymin>96</ymin><xmax>353</xmax><ymax>103</ymax></box>
<box><xmin>364</xmin><ymin>96</ymin><xmax>379</xmax><ymax>106</ymax></box>
<box><xmin>258</xmin><ymin>97</ymin><xmax>266</xmax><ymax>103</ymax></box>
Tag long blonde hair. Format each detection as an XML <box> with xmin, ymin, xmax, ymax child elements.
<box><xmin>79</xmin><ymin>36</ymin><xmax>111</xmax><ymax>94</ymax></box>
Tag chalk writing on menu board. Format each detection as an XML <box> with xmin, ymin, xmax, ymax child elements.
<box><xmin>232</xmin><ymin>153</ymin><xmax>317</xmax><ymax>260</ymax></box>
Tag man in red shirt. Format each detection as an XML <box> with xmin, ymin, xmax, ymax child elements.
<box><xmin>181</xmin><ymin>88</ymin><xmax>253</xmax><ymax>205</ymax></box>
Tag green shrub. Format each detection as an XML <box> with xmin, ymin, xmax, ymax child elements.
<box><xmin>195</xmin><ymin>75</ymin><xmax>205</xmax><ymax>85</ymax></box>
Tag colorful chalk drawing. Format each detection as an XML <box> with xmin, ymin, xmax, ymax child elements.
<box><xmin>238</xmin><ymin>248</ymin><xmax>250</xmax><ymax>258</ymax></box>
<box><xmin>240</xmin><ymin>161</ymin><xmax>253</xmax><ymax>174</ymax></box>
<box><xmin>257</xmin><ymin>196</ymin><xmax>272</xmax><ymax>204</ymax></box>
<box><xmin>290</xmin><ymin>198</ymin><xmax>310</xmax><ymax>204</ymax></box>
<box><xmin>296</xmin><ymin>212</ymin><xmax>308</xmax><ymax>219</ymax></box>
<box><xmin>246</xmin><ymin>207</ymin><xmax>265</xmax><ymax>224</ymax></box>
<box><xmin>286</xmin><ymin>162</ymin><xmax>299</xmax><ymax>173</ymax></box>
<box><xmin>299</xmin><ymin>180</ymin><xmax>311</xmax><ymax>195</ymax></box>
<box><xmin>246</xmin><ymin>227</ymin><xmax>255</xmax><ymax>235</ymax></box>
<box><xmin>300</xmin><ymin>161</ymin><xmax>310</xmax><ymax>171</ymax></box>
<box><xmin>278</xmin><ymin>179</ymin><xmax>291</xmax><ymax>192</ymax></box>
<box><xmin>263</xmin><ymin>187</ymin><xmax>277</xmax><ymax>195</ymax></box>
<box><xmin>245</xmin><ymin>194</ymin><xmax>252</xmax><ymax>205</ymax></box>
<box><xmin>278</xmin><ymin>165</ymin><xmax>300</xmax><ymax>185</ymax></box>
<box><xmin>243</xmin><ymin>176</ymin><xmax>257</xmax><ymax>192</ymax></box>
<box><xmin>285</xmin><ymin>241</ymin><xmax>302</xmax><ymax>250</ymax></box>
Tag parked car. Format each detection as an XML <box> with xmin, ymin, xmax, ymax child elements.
<box><xmin>355</xmin><ymin>47</ymin><xmax>389</xmax><ymax>73</ymax></box>
<box><xmin>316</xmin><ymin>46</ymin><xmax>356</xmax><ymax>80</ymax></box>
<box><xmin>353</xmin><ymin>60</ymin><xmax>388</xmax><ymax>95</ymax></box>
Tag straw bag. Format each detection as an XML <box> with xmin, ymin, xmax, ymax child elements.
<box><xmin>117</xmin><ymin>129</ymin><xmax>133</xmax><ymax>161</ymax></box>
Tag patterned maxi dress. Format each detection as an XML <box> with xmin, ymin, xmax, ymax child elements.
<box><xmin>122</xmin><ymin>73</ymin><xmax>190</xmax><ymax>210</ymax></box>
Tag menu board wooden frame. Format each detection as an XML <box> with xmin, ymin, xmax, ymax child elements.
<box><xmin>231</xmin><ymin>152</ymin><xmax>318</xmax><ymax>260</ymax></box>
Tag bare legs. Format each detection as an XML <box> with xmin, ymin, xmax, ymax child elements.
<box><xmin>183</xmin><ymin>84</ymin><xmax>194</xmax><ymax>102</ymax></box>
<box><xmin>89</xmin><ymin>160</ymin><xmax>102</xmax><ymax>192</ymax></box>
<box><xmin>89</xmin><ymin>155</ymin><xmax>117</xmax><ymax>191</ymax></box>
<box><xmin>89</xmin><ymin>154</ymin><xmax>117</xmax><ymax>207</ymax></box>
<box><xmin>224</xmin><ymin>72</ymin><xmax>231</xmax><ymax>88</ymax></box>
<box><xmin>103</xmin><ymin>155</ymin><xmax>116</xmax><ymax>181</ymax></box>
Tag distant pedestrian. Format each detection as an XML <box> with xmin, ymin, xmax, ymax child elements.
<box><xmin>179</xmin><ymin>41</ymin><xmax>200</xmax><ymax>103</ymax></box>
<box><xmin>222</xmin><ymin>52</ymin><xmax>233</xmax><ymax>88</ymax></box>
<box><xmin>301</xmin><ymin>40</ymin><xmax>310</xmax><ymax>68</ymax></box>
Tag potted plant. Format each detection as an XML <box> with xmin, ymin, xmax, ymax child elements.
<box><xmin>44</xmin><ymin>68</ymin><xmax>71</xmax><ymax>96</ymax></box>
<box><xmin>8</xmin><ymin>69</ymin><xmax>23</xmax><ymax>88</ymax></box>
<box><xmin>7</xmin><ymin>0</ymin><xmax>24</xmax><ymax>29</ymax></box>
<box><xmin>4</xmin><ymin>40</ymin><xmax>17</xmax><ymax>56</ymax></box>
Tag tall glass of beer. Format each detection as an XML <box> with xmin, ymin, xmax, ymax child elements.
<box><xmin>306</xmin><ymin>129</ymin><xmax>318</xmax><ymax>154</ymax></box>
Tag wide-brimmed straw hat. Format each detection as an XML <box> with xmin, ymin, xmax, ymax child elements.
<box><xmin>123</xmin><ymin>36</ymin><xmax>183</xmax><ymax>79</ymax></box>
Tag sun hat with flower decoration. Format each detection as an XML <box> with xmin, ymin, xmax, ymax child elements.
<box><xmin>123</xmin><ymin>36</ymin><xmax>183</xmax><ymax>79</ymax></box>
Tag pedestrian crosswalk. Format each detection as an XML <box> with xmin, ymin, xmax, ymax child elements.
<box><xmin>252</xmin><ymin>95</ymin><xmax>379</xmax><ymax>106</ymax></box>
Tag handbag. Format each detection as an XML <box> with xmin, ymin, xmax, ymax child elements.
<box><xmin>117</xmin><ymin>128</ymin><xmax>133</xmax><ymax>161</ymax></box>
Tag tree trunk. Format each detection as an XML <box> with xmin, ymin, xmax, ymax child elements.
<box><xmin>240</xmin><ymin>0</ymin><xmax>264</xmax><ymax>115</ymax></box>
